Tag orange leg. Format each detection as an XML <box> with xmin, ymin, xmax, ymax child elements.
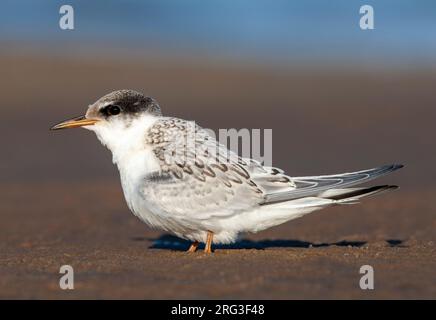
<box><xmin>187</xmin><ymin>241</ymin><xmax>199</xmax><ymax>253</ymax></box>
<box><xmin>204</xmin><ymin>231</ymin><xmax>214</xmax><ymax>254</ymax></box>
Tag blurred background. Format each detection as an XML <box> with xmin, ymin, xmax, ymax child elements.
<box><xmin>0</xmin><ymin>0</ymin><xmax>435</xmax><ymax>299</ymax></box>
<box><xmin>1</xmin><ymin>0</ymin><xmax>435</xmax><ymax>184</ymax></box>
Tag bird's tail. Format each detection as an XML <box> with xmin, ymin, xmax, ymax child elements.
<box><xmin>322</xmin><ymin>185</ymin><xmax>399</xmax><ymax>204</ymax></box>
<box><xmin>264</xmin><ymin>164</ymin><xmax>403</xmax><ymax>204</ymax></box>
<box><xmin>249</xmin><ymin>165</ymin><xmax>402</xmax><ymax>233</ymax></box>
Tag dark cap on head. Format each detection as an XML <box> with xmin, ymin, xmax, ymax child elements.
<box><xmin>96</xmin><ymin>89</ymin><xmax>161</xmax><ymax>117</ymax></box>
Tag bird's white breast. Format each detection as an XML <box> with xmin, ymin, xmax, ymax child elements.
<box><xmin>89</xmin><ymin>115</ymin><xmax>161</xmax><ymax>216</ymax></box>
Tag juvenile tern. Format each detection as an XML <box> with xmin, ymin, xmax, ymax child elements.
<box><xmin>51</xmin><ymin>90</ymin><xmax>403</xmax><ymax>253</ymax></box>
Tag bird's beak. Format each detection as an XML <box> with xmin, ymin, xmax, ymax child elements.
<box><xmin>50</xmin><ymin>115</ymin><xmax>100</xmax><ymax>130</ymax></box>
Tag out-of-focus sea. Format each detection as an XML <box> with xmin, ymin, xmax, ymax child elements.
<box><xmin>1</xmin><ymin>0</ymin><xmax>435</xmax><ymax>66</ymax></box>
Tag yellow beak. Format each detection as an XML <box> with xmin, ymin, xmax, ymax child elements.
<box><xmin>50</xmin><ymin>115</ymin><xmax>100</xmax><ymax>130</ymax></box>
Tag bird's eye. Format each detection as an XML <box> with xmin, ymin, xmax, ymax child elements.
<box><xmin>103</xmin><ymin>105</ymin><xmax>121</xmax><ymax>116</ymax></box>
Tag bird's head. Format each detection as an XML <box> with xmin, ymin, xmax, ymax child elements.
<box><xmin>51</xmin><ymin>89</ymin><xmax>162</xmax><ymax>155</ymax></box>
<box><xmin>51</xmin><ymin>89</ymin><xmax>161</xmax><ymax>131</ymax></box>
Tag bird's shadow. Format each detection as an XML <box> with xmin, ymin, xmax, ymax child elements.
<box><xmin>131</xmin><ymin>234</ymin><xmax>405</xmax><ymax>251</ymax></box>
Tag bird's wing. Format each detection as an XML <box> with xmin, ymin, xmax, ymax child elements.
<box><xmin>142</xmin><ymin>118</ymin><xmax>402</xmax><ymax>218</ymax></box>
<box><xmin>142</xmin><ymin>118</ymin><xmax>267</xmax><ymax>220</ymax></box>
<box><xmin>263</xmin><ymin>164</ymin><xmax>403</xmax><ymax>204</ymax></box>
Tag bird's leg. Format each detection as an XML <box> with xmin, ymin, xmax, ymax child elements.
<box><xmin>187</xmin><ymin>241</ymin><xmax>199</xmax><ymax>253</ymax></box>
<box><xmin>204</xmin><ymin>231</ymin><xmax>214</xmax><ymax>254</ymax></box>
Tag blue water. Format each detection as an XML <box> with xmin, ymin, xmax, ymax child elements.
<box><xmin>1</xmin><ymin>0</ymin><xmax>435</xmax><ymax>64</ymax></box>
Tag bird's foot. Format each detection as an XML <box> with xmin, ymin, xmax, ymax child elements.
<box><xmin>187</xmin><ymin>241</ymin><xmax>199</xmax><ymax>253</ymax></box>
<box><xmin>204</xmin><ymin>231</ymin><xmax>214</xmax><ymax>254</ymax></box>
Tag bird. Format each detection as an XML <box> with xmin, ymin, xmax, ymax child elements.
<box><xmin>51</xmin><ymin>89</ymin><xmax>403</xmax><ymax>253</ymax></box>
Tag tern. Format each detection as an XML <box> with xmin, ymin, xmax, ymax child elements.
<box><xmin>51</xmin><ymin>90</ymin><xmax>403</xmax><ymax>253</ymax></box>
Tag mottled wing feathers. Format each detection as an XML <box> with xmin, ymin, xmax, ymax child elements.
<box><xmin>143</xmin><ymin>117</ymin><xmax>401</xmax><ymax>217</ymax></box>
<box><xmin>146</xmin><ymin>118</ymin><xmax>259</xmax><ymax>190</ymax></box>
<box><xmin>142</xmin><ymin>118</ymin><xmax>266</xmax><ymax>219</ymax></box>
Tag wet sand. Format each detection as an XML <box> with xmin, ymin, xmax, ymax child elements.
<box><xmin>0</xmin><ymin>52</ymin><xmax>435</xmax><ymax>299</ymax></box>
